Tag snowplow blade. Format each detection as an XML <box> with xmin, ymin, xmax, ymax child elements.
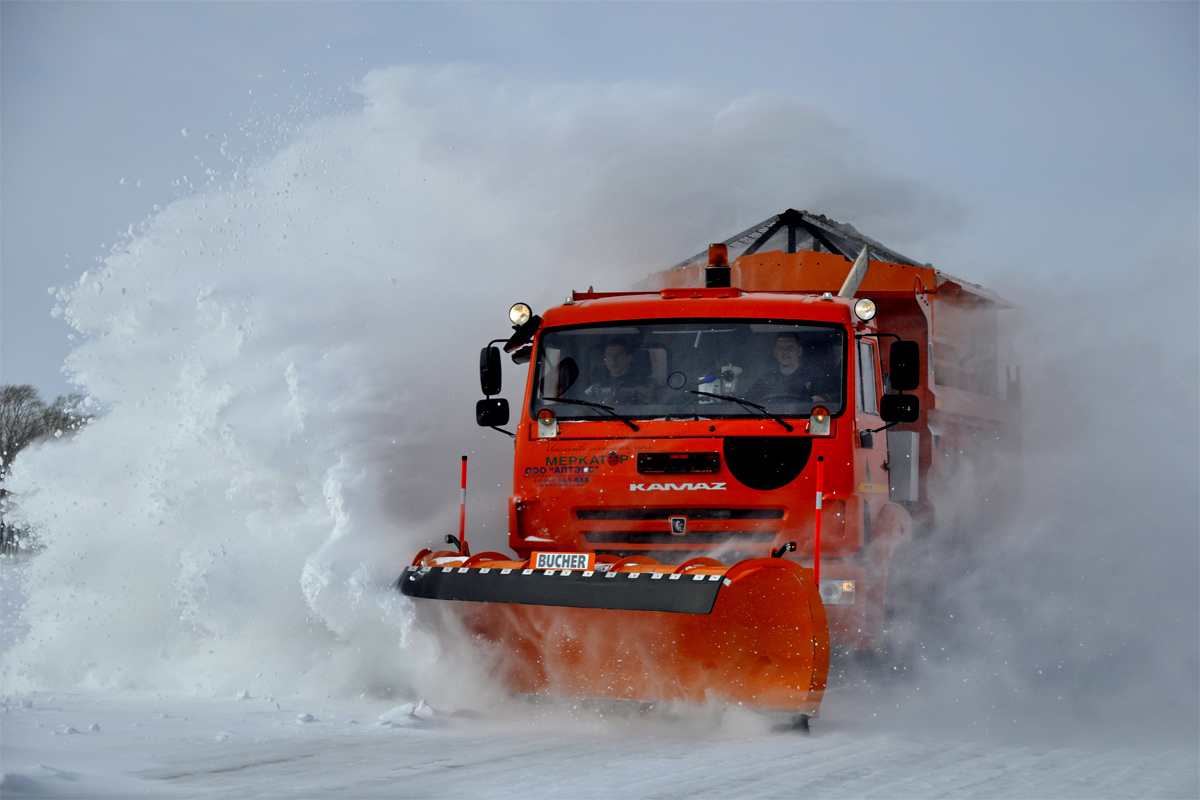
<box><xmin>400</xmin><ymin>564</ymin><xmax>724</xmax><ymax>613</ymax></box>
<box><xmin>399</xmin><ymin>554</ymin><xmax>829</xmax><ymax>715</ymax></box>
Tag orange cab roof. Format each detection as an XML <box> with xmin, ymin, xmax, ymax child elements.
<box><xmin>541</xmin><ymin>289</ymin><xmax>859</xmax><ymax>328</ymax></box>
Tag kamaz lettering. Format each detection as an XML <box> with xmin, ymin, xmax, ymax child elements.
<box><xmin>629</xmin><ymin>482</ymin><xmax>727</xmax><ymax>491</ymax></box>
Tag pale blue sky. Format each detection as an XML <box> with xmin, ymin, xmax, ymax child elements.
<box><xmin>3</xmin><ymin>1</ymin><xmax>1197</xmax><ymax>397</ymax></box>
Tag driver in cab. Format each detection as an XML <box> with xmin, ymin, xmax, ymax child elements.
<box><xmin>585</xmin><ymin>341</ymin><xmax>657</xmax><ymax>404</ymax></box>
<box><xmin>749</xmin><ymin>333</ymin><xmax>828</xmax><ymax>404</ymax></box>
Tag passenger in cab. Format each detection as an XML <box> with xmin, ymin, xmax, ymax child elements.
<box><xmin>585</xmin><ymin>341</ymin><xmax>658</xmax><ymax>404</ymax></box>
<box><xmin>749</xmin><ymin>333</ymin><xmax>830</xmax><ymax>404</ymax></box>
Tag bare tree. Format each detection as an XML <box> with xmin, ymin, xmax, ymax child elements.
<box><xmin>0</xmin><ymin>385</ymin><xmax>92</xmax><ymax>554</ymax></box>
<box><xmin>0</xmin><ymin>386</ymin><xmax>92</xmax><ymax>474</ymax></box>
<box><xmin>0</xmin><ymin>384</ymin><xmax>47</xmax><ymax>475</ymax></box>
<box><xmin>41</xmin><ymin>393</ymin><xmax>89</xmax><ymax>440</ymax></box>
<box><xmin>1</xmin><ymin>385</ymin><xmax>45</xmax><ymax>555</ymax></box>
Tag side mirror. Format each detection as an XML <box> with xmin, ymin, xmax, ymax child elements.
<box><xmin>880</xmin><ymin>394</ymin><xmax>920</xmax><ymax>423</ymax></box>
<box><xmin>510</xmin><ymin>345</ymin><xmax>532</xmax><ymax>366</ymax></box>
<box><xmin>480</xmin><ymin>346</ymin><xmax>502</xmax><ymax>396</ymax></box>
<box><xmin>476</xmin><ymin>398</ymin><xmax>510</xmax><ymax>427</ymax></box>
<box><xmin>889</xmin><ymin>341</ymin><xmax>921</xmax><ymax>392</ymax></box>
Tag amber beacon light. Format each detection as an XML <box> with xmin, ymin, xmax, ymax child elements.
<box><xmin>705</xmin><ymin>243</ymin><xmax>731</xmax><ymax>288</ymax></box>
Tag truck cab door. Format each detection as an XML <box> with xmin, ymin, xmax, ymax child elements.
<box><xmin>855</xmin><ymin>339</ymin><xmax>889</xmax><ymax>544</ymax></box>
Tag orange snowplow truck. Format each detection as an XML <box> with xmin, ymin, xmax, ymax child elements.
<box><xmin>400</xmin><ymin>209</ymin><xmax>1016</xmax><ymax>726</ymax></box>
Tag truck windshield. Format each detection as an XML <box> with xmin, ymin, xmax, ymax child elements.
<box><xmin>531</xmin><ymin>320</ymin><xmax>845</xmax><ymax>421</ymax></box>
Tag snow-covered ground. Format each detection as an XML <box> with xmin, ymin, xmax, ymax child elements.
<box><xmin>3</xmin><ymin>560</ymin><xmax>1197</xmax><ymax>799</ymax></box>
<box><xmin>4</xmin><ymin>690</ymin><xmax>1196</xmax><ymax>799</ymax></box>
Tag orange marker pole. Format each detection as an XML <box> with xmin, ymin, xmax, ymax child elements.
<box><xmin>814</xmin><ymin>456</ymin><xmax>824</xmax><ymax>586</ymax></box>
<box><xmin>458</xmin><ymin>455</ymin><xmax>470</xmax><ymax>556</ymax></box>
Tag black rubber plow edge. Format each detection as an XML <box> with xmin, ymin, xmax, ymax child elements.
<box><xmin>397</xmin><ymin>565</ymin><xmax>723</xmax><ymax>614</ymax></box>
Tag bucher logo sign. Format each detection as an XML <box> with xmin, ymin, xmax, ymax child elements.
<box><xmin>532</xmin><ymin>552</ymin><xmax>595</xmax><ymax>571</ymax></box>
<box><xmin>629</xmin><ymin>482</ymin><xmax>727</xmax><ymax>491</ymax></box>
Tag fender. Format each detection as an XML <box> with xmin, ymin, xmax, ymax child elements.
<box><xmin>855</xmin><ymin>501</ymin><xmax>913</xmax><ymax>647</ymax></box>
<box><xmin>870</xmin><ymin>501</ymin><xmax>913</xmax><ymax>563</ymax></box>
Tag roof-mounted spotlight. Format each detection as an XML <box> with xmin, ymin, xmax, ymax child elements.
<box><xmin>504</xmin><ymin>303</ymin><xmax>541</xmax><ymax>353</ymax></box>
<box><xmin>509</xmin><ymin>303</ymin><xmax>533</xmax><ymax>327</ymax></box>
<box><xmin>853</xmin><ymin>298</ymin><xmax>877</xmax><ymax>322</ymax></box>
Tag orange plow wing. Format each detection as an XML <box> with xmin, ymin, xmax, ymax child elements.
<box><xmin>399</xmin><ymin>555</ymin><xmax>829</xmax><ymax>715</ymax></box>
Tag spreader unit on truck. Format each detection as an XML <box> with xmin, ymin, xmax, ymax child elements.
<box><xmin>399</xmin><ymin>209</ymin><xmax>1017</xmax><ymax>726</ymax></box>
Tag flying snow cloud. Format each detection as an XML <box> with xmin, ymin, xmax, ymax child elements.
<box><xmin>864</xmin><ymin>222</ymin><xmax>1200</xmax><ymax>747</ymax></box>
<box><xmin>2</xmin><ymin>65</ymin><xmax>952</xmax><ymax>703</ymax></box>
<box><xmin>4</xmin><ymin>65</ymin><xmax>1195</xmax><ymax>749</ymax></box>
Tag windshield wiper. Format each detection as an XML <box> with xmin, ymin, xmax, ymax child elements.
<box><xmin>546</xmin><ymin>397</ymin><xmax>640</xmax><ymax>431</ymax></box>
<box><xmin>686</xmin><ymin>391</ymin><xmax>793</xmax><ymax>432</ymax></box>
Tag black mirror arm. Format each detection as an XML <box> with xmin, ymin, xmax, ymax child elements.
<box><xmin>868</xmin><ymin>420</ymin><xmax>900</xmax><ymax>434</ymax></box>
<box><xmin>504</xmin><ymin>316</ymin><xmax>542</xmax><ymax>353</ymax></box>
<box><xmin>490</xmin><ymin>426</ymin><xmax>515</xmax><ymax>438</ymax></box>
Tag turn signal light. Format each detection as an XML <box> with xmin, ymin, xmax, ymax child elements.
<box><xmin>536</xmin><ymin>407</ymin><xmax>558</xmax><ymax>439</ymax></box>
<box><xmin>808</xmin><ymin>405</ymin><xmax>832</xmax><ymax>436</ymax></box>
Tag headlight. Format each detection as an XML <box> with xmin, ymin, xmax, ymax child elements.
<box><xmin>509</xmin><ymin>303</ymin><xmax>533</xmax><ymax>327</ymax></box>
<box><xmin>853</xmin><ymin>297</ymin><xmax>877</xmax><ymax>322</ymax></box>
<box><xmin>819</xmin><ymin>579</ymin><xmax>856</xmax><ymax>605</ymax></box>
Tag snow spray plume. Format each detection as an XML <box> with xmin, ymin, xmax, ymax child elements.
<box><xmin>870</xmin><ymin>208</ymin><xmax>1199</xmax><ymax>749</ymax></box>
<box><xmin>2</xmin><ymin>65</ymin><xmax>945</xmax><ymax>704</ymax></box>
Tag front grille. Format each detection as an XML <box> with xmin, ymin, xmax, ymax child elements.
<box><xmin>577</xmin><ymin>508</ymin><xmax>783</xmax><ymax>521</ymax></box>
<box><xmin>593</xmin><ymin>549</ymin><xmax>760</xmax><ymax>565</ymax></box>
<box><xmin>576</xmin><ymin>506</ymin><xmax>783</xmax><ymax>564</ymax></box>
<box><xmin>637</xmin><ymin>452</ymin><xmax>720</xmax><ymax>474</ymax></box>
<box><xmin>584</xmin><ymin>531</ymin><xmax>777</xmax><ymax>545</ymax></box>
